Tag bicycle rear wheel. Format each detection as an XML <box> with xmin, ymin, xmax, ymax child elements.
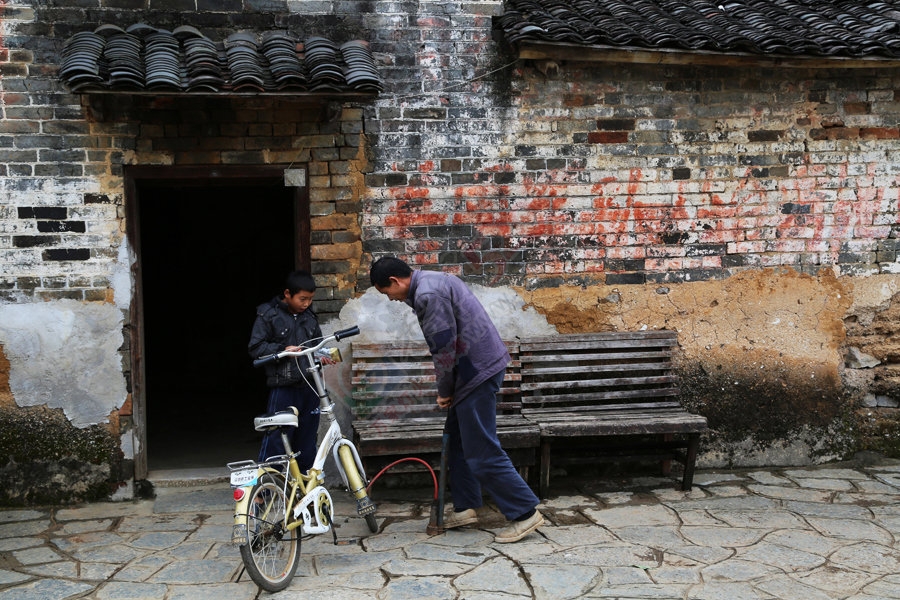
<box><xmin>239</xmin><ymin>473</ymin><xmax>300</xmax><ymax>592</ymax></box>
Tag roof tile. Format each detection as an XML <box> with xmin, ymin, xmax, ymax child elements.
<box><xmin>59</xmin><ymin>23</ymin><xmax>383</xmax><ymax>96</ymax></box>
<box><xmin>498</xmin><ymin>0</ymin><xmax>900</xmax><ymax>58</ymax></box>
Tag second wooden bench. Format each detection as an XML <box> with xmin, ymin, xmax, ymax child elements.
<box><xmin>519</xmin><ymin>330</ymin><xmax>708</xmax><ymax>497</ymax></box>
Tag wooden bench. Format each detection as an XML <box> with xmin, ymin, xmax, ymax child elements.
<box><xmin>519</xmin><ymin>330</ymin><xmax>707</xmax><ymax>497</ymax></box>
<box><xmin>350</xmin><ymin>341</ymin><xmax>540</xmax><ymax>478</ymax></box>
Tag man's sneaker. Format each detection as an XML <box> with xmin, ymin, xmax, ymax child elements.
<box><xmin>494</xmin><ymin>510</ymin><xmax>544</xmax><ymax>543</ymax></box>
<box><xmin>443</xmin><ymin>508</ymin><xmax>478</xmax><ymax>529</ymax></box>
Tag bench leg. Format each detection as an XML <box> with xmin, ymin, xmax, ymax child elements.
<box><xmin>539</xmin><ymin>440</ymin><xmax>551</xmax><ymax>499</ymax></box>
<box><xmin>661</xmin><ymin>433</ymin><xmax>672</xmax><ymax>476</ymax></box>
<box><xmin>681</xmin><ymin>433</ymin><xmax>700</xmax><ymax>491</ymax></box>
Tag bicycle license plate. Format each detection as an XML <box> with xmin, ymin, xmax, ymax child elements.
<box><xmin>230</xmin><ymin>468</ymin><xmax>258</xmax><ymax>487</ymax></box>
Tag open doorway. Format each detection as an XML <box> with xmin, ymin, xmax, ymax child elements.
<box><xmin>126</xmin><ymin>166</ymin><xmax>309</xmax><ymax>476</ymax></box>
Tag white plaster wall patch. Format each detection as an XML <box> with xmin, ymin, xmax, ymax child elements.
<box><xmin>0</xmin><ymin>300</ymin><xmax>127</xmax><ymax>428</ymax></box>
<box><xmin>333</xmin><ymin>284</ymin><xmax>556</xmax><ymax>342</ymax></box>
<box><xmin>112</xmin><ymin>237</ymin><xmax>134</xmax><ymax>310</ymax></box>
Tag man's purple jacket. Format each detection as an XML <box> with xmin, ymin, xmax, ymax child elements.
<box><xmin>405</xmin><ymin>269</ymin><xmax>510</xmax><ymax>406</ymax></box>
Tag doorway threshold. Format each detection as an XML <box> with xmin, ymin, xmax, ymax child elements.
<box><xmin>147</xmin><ymin>467</ymin><xmax>230</xmax><ymax>488</ymax></box>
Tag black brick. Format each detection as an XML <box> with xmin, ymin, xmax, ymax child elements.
<box><xmin>438</xmin><ymin>251</ymin><xmax>469</xmax><ymax>264</ymax></box>
<box><xmin>18</xmin><ymin>207</ymin><xmax>67</xmax><ymax>219</ymax></box>
<box><xmin>384</xmin><ymin>173</ymin><xmax>408</xmax><ymax>186</ymax></box>
<box><xmin>748</xmin><ymin>130</ymin><xmax>783</xmax><ymax>142</ymax></box>
<box><xmin>605</xmin><ymin>272</ymin><xmax>646</xmax><ymax>285</ymax></box>
<box><xmin>362</xmin><ymin>239</ymin><xmax>405</xmax><ymax>253</ymax></box>
<box><xmin>781</xmin><ymin>203</ymin><xmax>811</xmax><ymax>215</ymax></box>
<box><xmin>661</xmin><ymin>231</ymin><xmax>689</xmax><ymax>244</ymax></box>
<box><xmin>525</xmin><ymin>276</ymin><xmax>567</xmax><ymax>291</ymax></box>
<box><xmin>451</xmin><ymin>173</ymin><xmax>479</xmax><ymax>185</ymax></box>
<box><xmin>605</xmin><ymin>259</ymin><xmax>646</xmax><ymax>272</ymax></box>
<box><xmin>597</xmin><ymin>119</ymin><xmax>636</xmax><ymax>130</ymax></box>
<box><xmin>38</xmin><ymin>221</ymin><xmax>86</xmax><ymax>233</ymax></box>
<box><xmin>14</xmin><ymin>235</ymin><xmax>58</xmax><ymax>248</ymax></box>
<box><xmin>43</xmin><ymin>248</ymin><xmax>90</xmax><ymax>261</ymax></box>
<box><xmin>672</xmin><ymin>167</ymin><xmax>691</xmax><ymax>180</ymax></box>
<box><xmin>405</xmin><ymin>108</ymin><xmax>446</xmax><ymax>120</ymax></box>
<box><xmin>494</xmin><ymin>172</ymin><xmax>516</xmax><ymax>184</ymax></box>
<box><xmin>514</xmin><ymin>145</ymin><xmax>538</xmax><ymax>157</ymax></box>
<box><xmin>197</xmin><ymin>0</ymin><xmax>242</xmax><ymax>9</ymax></box>
<box><xmin>722</xmin><ymin>254</ymin><xmax>748</xmax><ymax>268</ymax></box>
<box><xmin>429</xmin><ymin>225</ymin><xmax>473</xmax><ymax>238</ymax></box>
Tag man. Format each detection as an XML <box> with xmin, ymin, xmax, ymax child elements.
<box><xmin>370</xmin><ymin>256</ymin><xmax>543</xmax><ymax>543</ymax></box>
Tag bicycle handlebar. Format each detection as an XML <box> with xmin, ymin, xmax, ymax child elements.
<box><xmin>252</xmin><ymin>325</ymin><xmax>360</xmax><ymax>368</ymax></box>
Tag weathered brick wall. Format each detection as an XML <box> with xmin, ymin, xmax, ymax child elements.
<box><xmin>3</xmin><ymin>0</ymin><xmax>900</xmax><ymax>498</ymax></box>
<box><xmin>0</xmin><ymin>0</ymin><xmax>375</xmax><ymax>502</ymax></box>
<box><xmin>355</xmin><ymin>3</ymin><xmax>900</xmax><ymax>462</ymax></box>
<box><xmin>362</xmin><ymin>58</ymin><xmax>900</xmax><ymax>285</ymax></box>
<box><xmin>1</xmin><ymin>2</ymin><xmax>372</xmax><ymax>315</ymax></box>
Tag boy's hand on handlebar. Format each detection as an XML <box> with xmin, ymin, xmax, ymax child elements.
<box><xmin>437</xmin><ymin>395</ymin><xmax>452</xmax><ymax>409</ymax></box>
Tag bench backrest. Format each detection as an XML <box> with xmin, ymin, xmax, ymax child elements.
<box><xmin>351</xmin><ymin>341</ymin><xmax>522</xmax><ymax>421</ymax></box>
<box><xmin>519</xmin><ymin>331</ymin><xmax>680</xmax><ymax>414</ymax></box>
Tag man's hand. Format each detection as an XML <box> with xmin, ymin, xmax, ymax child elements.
<box><xmin>437</xmin><ymin>395</ymin><xmax>452</xmax><ymax>409</ymax></box>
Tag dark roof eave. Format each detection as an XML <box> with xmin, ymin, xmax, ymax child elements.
<box><xmin>515</xmin><ymin>41</ymin><xmax>900</xmax><ymax>69</ymax></box>
<box><xmin>72</xmin><ymin>89</ymin><xmax>379</xmax><ymax>101</ymax></box>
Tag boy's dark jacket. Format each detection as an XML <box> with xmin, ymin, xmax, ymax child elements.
<box><xmin>248</xmin><ymin>296</ymin><xmax>322</xmax><ymax>387</ymax></box>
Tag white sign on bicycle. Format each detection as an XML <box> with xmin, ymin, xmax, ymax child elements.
<box><xmin>230</xmin><ymin>468</ymin><xmax>258</xmax><ymax>487</ymax></box>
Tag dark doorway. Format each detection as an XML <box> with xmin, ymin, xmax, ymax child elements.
<box><xmin>131</xmin><ymin>169</ymin><xmax>306</xmax><ymax>474</ymax></box>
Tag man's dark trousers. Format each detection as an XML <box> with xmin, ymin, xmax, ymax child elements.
<box><xmin>446</xmin><ymin>370</ymin><xmax>539</xmax><ymax>519</ymax></box>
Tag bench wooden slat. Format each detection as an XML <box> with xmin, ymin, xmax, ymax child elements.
<box><xmin>523</xmin><ymin>400</ymin><xmax>683</xmax><ymax>414</ymax></box>
<box><xmin>534</xmin><ymin>413</ymin><xmax>709</xmax><ymax>436</ymax></box>
<box><xmin>522</xmin><ymin>374</ymin><xmax>678</xmax><ymax>391</ymax></box>
<box><xmin>354</xmin><ymin>372</ymin><xmax>521</xmax><ymax>387</ymax></box>
<box><xmin>520</xmin><ymin>333</ymin><xmax>677</xmax><ymax>352</ymax></box>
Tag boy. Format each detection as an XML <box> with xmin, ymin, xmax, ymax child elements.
<box><xmin>248</xmin><ymin>270</ymin><xmax>323</xmax><ymax>471</ymax></box>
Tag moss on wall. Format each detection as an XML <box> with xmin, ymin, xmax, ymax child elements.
<box><xmin>0</xmin><ymin>406</ymin><xmax>122</xmax><ymax>506</ymax></box>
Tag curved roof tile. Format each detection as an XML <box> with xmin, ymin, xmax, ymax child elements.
<box><xmin>498</xmin><ymin>0</ymin><xmax>900</xmax><ymax>59</ymax></box>
<box><xmin>59</xmin><ymin>23</ymin><xmax>383</xmax><ymax>95</ymax></box>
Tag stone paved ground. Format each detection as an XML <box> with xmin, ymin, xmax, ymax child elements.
<box><xmin>2</xmin><ymin>455</ymin><xmax>900</xmax><ymax>599</ymax></box>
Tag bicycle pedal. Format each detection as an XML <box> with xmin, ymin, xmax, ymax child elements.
<box><xmin>334</xmin><ymin>539</ymin><xmax>357</xmax><ymax>546</ymax></box>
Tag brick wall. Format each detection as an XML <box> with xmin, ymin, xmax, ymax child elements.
<box><xmin>3</xmin><ymin>0</ymin><xmax>900</xmax><ymax>486</ymax></box>
<box><xmin>362</xmin><ymin>57</ymin><xmax>900</xmax><ymax>287</ymax></box>
<box><xmin>0</xmin><ymin>3</ymin><xmax>373</xmax><ymax>315</ymax></box>
<box><xmin>3</xmin><ymin>1</ymin><xmax>899</xmax><ymax>308</ymax></box>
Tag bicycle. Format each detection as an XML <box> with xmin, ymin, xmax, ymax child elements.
<box><xmin>227</xmin><ymin>325</ymin><xmax>377</xmax><ymax>592</ymax></box>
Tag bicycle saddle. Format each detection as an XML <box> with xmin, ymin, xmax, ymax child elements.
<box><xmin>253</xmin><ymin>408</ymin><xmax>299</xmax><ymax>431</ymax></box>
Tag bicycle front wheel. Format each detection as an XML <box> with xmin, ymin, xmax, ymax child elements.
<box><xmin>239</xmin><ymin>474</ymin><xmax>300</xmax><ymax>592</ymax></box>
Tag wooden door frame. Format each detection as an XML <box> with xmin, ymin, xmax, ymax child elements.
<box><xmin>123</xmin><ymin>165</ymin><xmax>309</xmax><ymax>479</ymax></box>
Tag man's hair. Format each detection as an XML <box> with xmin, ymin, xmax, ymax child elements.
<box><xmin>369</xmin><ymin>256</ymin><xmax>412</xmax><ymax>287</ymax></box>
<box><xmin>285</xmin><ymin>270</ymin><xmax>316</xmax><ymax>295</ymax></box>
